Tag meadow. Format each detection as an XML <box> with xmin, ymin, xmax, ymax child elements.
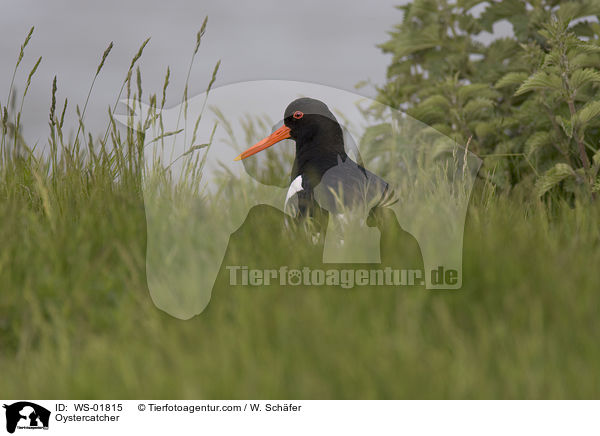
<box><xmin>1</xmin><ymin>23</ymin><xmax>599</xmax><ymax>399</ymax></box>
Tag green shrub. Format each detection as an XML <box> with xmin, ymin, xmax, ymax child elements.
<box><xmin>377</xmin><ymin>0</ymin><xmax>600</xmax><ymax>198</ymax></box>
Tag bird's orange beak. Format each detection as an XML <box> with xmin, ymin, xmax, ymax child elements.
<box><xmin>234</xmin><ymin>125</ymin><xmax>291</xmax><ymax>161</ymax></box>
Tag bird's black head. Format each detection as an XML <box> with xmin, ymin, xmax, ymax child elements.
<box><xmin>282</xmin><ymin>98</ymin><xmax>342</xmax><ymax>144</ymax></box>
<box><xmin>234</xmin><ymin>97</ymin><xmax>345</xmax><ymax>161</ymax></box>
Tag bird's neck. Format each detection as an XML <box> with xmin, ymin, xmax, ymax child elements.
<box><xmin>291</xmin><ymin>131</ymin><xmax>346</xmax><ymax>186</ymax></box>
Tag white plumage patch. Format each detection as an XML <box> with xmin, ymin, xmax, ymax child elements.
<box><xmin>285</xmin><ymin>175</ymin><xmax>304</xmax><ymax>207</ymax></box>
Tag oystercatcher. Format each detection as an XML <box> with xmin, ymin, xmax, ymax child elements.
<box><xmin>234</xmin><ymin>97</ymin><xmax>397</xmax><ymax>222</ymax></box>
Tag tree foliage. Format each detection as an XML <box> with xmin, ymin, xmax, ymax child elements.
<box><xmin>377</xmin><ymin>0</ymin><xmax>600</xmax><ymax>198</ymax></box>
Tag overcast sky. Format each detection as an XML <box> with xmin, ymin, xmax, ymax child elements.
<box><xmin>0</xmin><ymin>0</ymin><xmax>413</xmax><ymax>145</ymax></box>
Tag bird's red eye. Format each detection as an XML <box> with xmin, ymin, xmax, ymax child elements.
<box><xmin>293</xmin><ymin>111</ymin><xmax>304</xmax><ymax>119</ymax></box>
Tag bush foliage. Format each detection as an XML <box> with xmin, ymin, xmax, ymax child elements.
<box><xmin>377</xmin><ymin>0</ymin><xmax>600</xmax><ymax>198</ymax></box>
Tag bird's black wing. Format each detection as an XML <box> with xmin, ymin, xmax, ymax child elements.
<box><xmin>312</xmin><ymin>155</ymin><xmax>398</xmax><ymax>214</ymax></box>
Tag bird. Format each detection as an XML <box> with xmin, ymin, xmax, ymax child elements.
<box><xmin>233</xmin><ymin>97</ymin><xmax>423</xmax><ymax>269</ymax></box>
<box><xmin>234</xmin><ymin>97</ymin><xmax>397</xmax><ymax>226</ymax></box>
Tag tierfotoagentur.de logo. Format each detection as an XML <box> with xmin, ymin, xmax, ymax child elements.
<box><xmin>121</xmin><ymin>80</ymin><xmax>481</xmax><ymax>320</ymax></box>
<box><xmin>2</xmin><ymin>402</ymin><xmax>50</xmax><ymax>434</ymax></box>
<box><xmin>226</xmin><ymin>265</ymin><xmax>459</xmax><ymax>288</ymax></box>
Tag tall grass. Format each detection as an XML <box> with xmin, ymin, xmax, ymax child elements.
<box><xmin>1</xmin><ymin>26</ymin><xmax>599</xmax><ymax>399</ymax></box>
